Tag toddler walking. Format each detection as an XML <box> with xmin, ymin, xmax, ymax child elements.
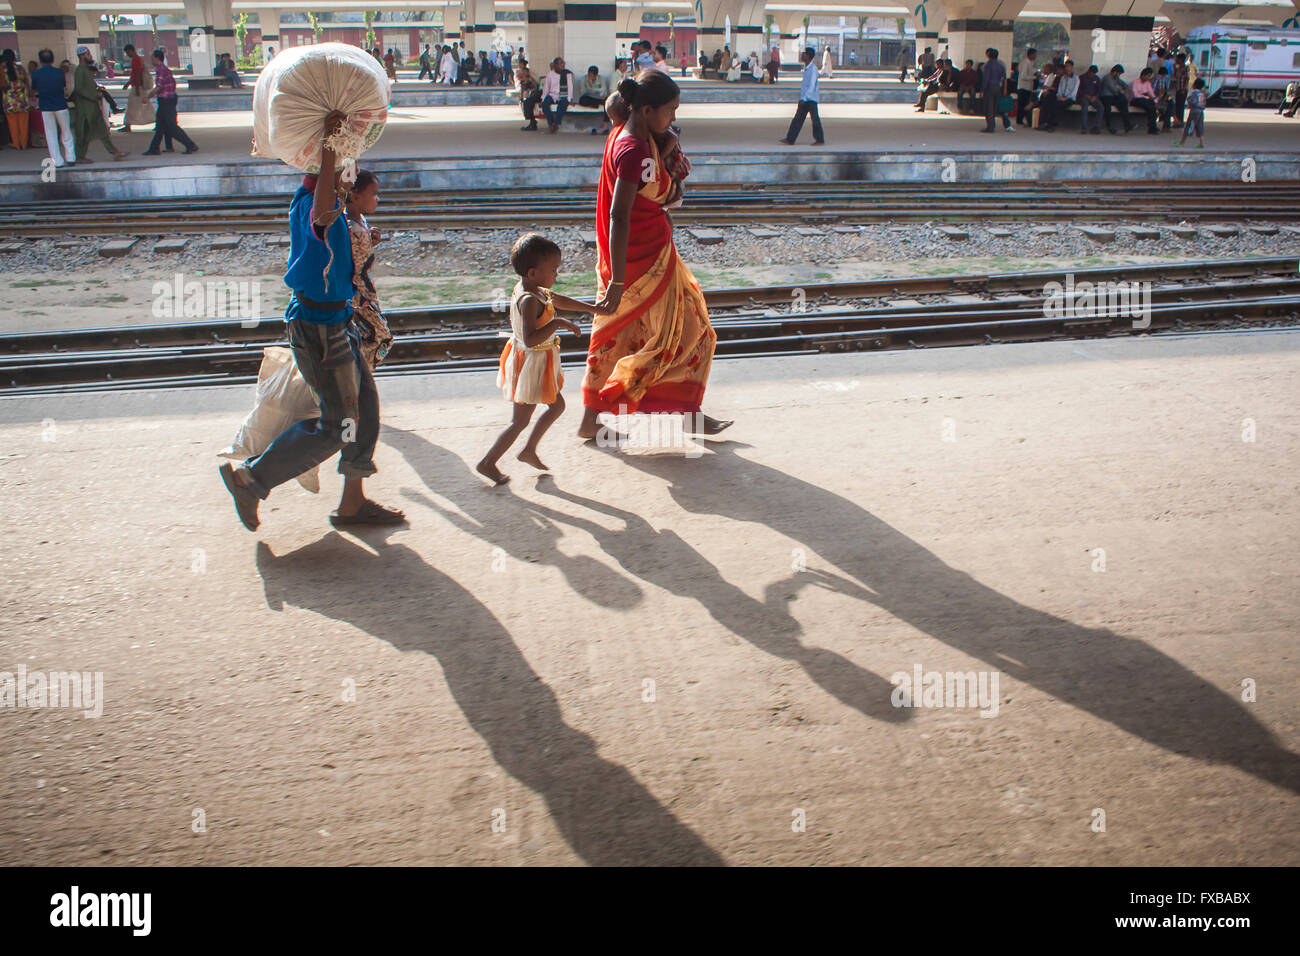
<box><xmin>477</xmin><ymin>233</ymin><xmax>607</xmax><ymax>484</ymax></box>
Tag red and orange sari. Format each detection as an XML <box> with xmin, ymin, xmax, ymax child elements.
<box><xmin>581</xmin><ymin>127</ymin><xmax>717</xmax><ymax>415</ymax></box>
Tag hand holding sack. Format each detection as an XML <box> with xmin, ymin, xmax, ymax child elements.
<box><xmin>219</xmin><ymin>347</ymin><xmax>323</xmax><ymax>493</ymax></box>
<box><xmin>251</xmin><ymin>42</ymin><xmax>389</xmax><ymax>174</ymax></box>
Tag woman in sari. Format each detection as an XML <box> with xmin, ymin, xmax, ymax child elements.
<box><xmin>581</xmin><ymin>70</ymin><xmax>732</xmax><ymax>439</ymax></box>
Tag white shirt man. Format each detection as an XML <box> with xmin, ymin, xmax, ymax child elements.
<box><xmin>780</xmin><ymin>48</ymin><xmax>825</xmax><ymax>145</ymax></box>
<box><xmin>800</xmin><ymin>56</ymin><xmax>820</xmax><ymax>102</ymax></box>
<box><xmin>1017</xmin><ymin>51</ymin><xmax>1038</xmax><ymax>91</ymax></box>
<box><xmin>439</xmin><ymin>48</ymin><xmax>457</xmax><ymax>83</ymax></box>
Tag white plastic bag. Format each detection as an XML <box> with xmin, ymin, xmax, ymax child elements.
<box><xmin>251</xmin><ymin>42</ymin><xmax>389</xmax><ymax>174</ymax></box>
<box><xmin>218</xmin><ymin>347</ymin><xmax>322</xmax><ymax>493</ymax></box>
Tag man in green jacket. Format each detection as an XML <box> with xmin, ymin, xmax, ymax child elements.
<box><xmin>72</xmin><ymin>46</ymin><xmax>128</xmax><ymax>163</ymax></box>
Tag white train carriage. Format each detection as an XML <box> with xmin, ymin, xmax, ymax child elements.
<box><xmin>1184</xmin><ymin>25</ymin><xmax>1300</xmax><ymax>105</ymax></box>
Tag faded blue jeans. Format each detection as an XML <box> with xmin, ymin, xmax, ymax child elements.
<box><xmin>240</xmin><ymin>298</ymin><xmax>379</xmax><ymax>499</ymax></box>
<box><xmin>542</xmin><ymin>94</ymin><xmax>568</xmax><ymax>126</ymax></box>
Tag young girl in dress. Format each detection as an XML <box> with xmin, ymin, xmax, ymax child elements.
<box><xmin>343</xmin><ymin>168</ymin><xmax>394</xmax><ymax>369</ymax></box>
<box><xmin>477</xmin><ymin>233</ymin><xmax>607</xmax><ymax>485</ymax></box>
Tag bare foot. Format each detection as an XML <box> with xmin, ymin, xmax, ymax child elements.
<box><xmin>685</xmin><ymin>413</ymin><xmax>734</xmax><ymax>436</ymax></box>
<box><xmin>476</xmin><ymin>459</ymin><xmax>510</xmax><ymax>485</ymax></box>
<box><xmin>517</xmin><ymin>449</ymin><xmax>549</xmax><ymax>471</ymax></box>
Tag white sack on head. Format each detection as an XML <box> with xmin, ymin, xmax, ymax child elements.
<box><xmin>252</xmin><ymin>42</ymin><xmax>389</xmax><ymax>174</ymax></box>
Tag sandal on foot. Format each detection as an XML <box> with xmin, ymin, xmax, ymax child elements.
<box><xmin>330</xmin><ymin>499</ymin><xmax>407</xmax><ymax>526</ymax></box>
<box><xmin>219</xmin><ymin>463</ymin><xmax>260</xmax><ymax>531</ymax></box>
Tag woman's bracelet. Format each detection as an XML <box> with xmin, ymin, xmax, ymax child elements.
<box><xmin>608</xmin><ymin>280</ymin><xmax>624</xmax><ymax>287</ymax></box>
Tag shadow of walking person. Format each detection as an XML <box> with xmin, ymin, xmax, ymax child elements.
<box><xmin>381</xmin><ymin>425</ymin><xmax>643</xmax><ymax>612</ymax></box>
<box><xmin>530</xmin><ymin>479</ymin><xmax>912</xmax><ymax>724</ymax></box>
<box><xmin>606</xmin><ymin>442</ymin><xmax>1300</xmax><ymax>796</ymax></box>
<box><xmin>256</xmin><ymin>528</ymin><xmax>725</xmax><ymax>864</ymax></box>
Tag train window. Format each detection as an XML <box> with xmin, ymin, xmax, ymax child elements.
<box><xmin>1228</xmin><ymin>51</ymin><xmax>1238</xmax><ymax>66</ymax></box>
<box><xmin>1249</xmin><ymin>42</ymin><xmax>1266</xmax><ymax>51</ymax></box>
<box><xmin>1294</xmin><ymin>52</ymin><xmax>1300</xmax><ymax>67</ymax></box>
<box><xmin>1200</xmin><ymin>51</ymin><xmax>1208</xmax><ymax>67</ymax></box>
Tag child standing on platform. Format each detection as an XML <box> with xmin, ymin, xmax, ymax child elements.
<box><xmin>1173</xmin><ymin>77</ymin><xmax>1207</xmax><ymax>148</ymax></box>
<box><xmin>477</xmin><ymin>233</ymin><xmax>606</xmax><ymax>485</ymax></box>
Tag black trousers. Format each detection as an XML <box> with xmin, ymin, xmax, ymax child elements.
<box><xmin>785</xmin><ymin>99</ymin><xmax>824</xmax><ymax>143</ymax></box>
<box><xmin>1100</xmin><ymin>94</ymin><xmax>1132</xmax><ymax>131</ymax></box>
<box><xmin>1131</xmin><ymin>96</ymin><xmax>1157</xmax><ymax>132</ymax></box>
<box><xmin>521</xmin><ymin>90</ymin><xmax>541</xmax><ymax>125</ymax></box>
<box><xmin>148</xmin><ymin>97</ymin><xmax>196</xmax><ymax>152</ymax></box>
<box><xmin>577</xmin><ymin>94</ymin><xmax>604</xmax><ymax>108</ymax></box>
<box><xmin>1015</xmin><ymin>88</ymin><xmax>1036</xmax><ymax>124</ymax></box>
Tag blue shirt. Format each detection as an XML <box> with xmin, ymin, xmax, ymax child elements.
<box><xmin>283</xmin><ymin>184</ymin><xmax>354</xmax><ymax>322</ymax></box>
<box><xmin>800</xmin><ymin>61</ymin><xmax>819</xmax><ymax>102</ymax></box>
<box><xmin>982</xmin><ymin>59</ymin><xmax>1006</xmax><ymax>95</ymax></box>
<box><xmin>32</xmin><ymin>65</ymin><xmax>68</xmax><ymax>112</ymax></box>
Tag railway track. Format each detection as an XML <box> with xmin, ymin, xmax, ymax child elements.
<box><xmin>4</xmin><ymin>258</ymin><xmax>1297</xmax><ymax>398</ymax></box>
<box><xmin>4</xmin><ymin>181</ymin><xmax>1300</xmax><ymax>236</ymax></box>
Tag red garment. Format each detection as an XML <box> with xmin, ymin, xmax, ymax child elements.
<box><xmin>595</xmin><ymin>128</ymin><xmax>671</xmax><ymax>292</ymax></box>
<box><xmin>129</xmin><ymin>54</ymin><xmax>144</xmax><ymax>89</ymax></box>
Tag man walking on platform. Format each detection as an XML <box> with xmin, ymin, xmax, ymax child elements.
<box><xmin>220</xmin><ymin>111</ymin><xmax>404</xmax><ymax>532</ymax></box>
<box><xmin>979</xmin><ymin>47</ymin><xmax>1009</xmax><ymax>133</ymax></box>
<box><xmin>779</xmin><ymin>46</ymin><xmax>825</xmax><ymax>146</ymax></box>
<box><xmin>142</xmin><ymin>49</ymin><xmax>197</xmax><ymax>155</ymax></box>
<box><xmin>417</xmin><ymin>44</ymin><xmax>432</xmax><ymax>81</ymax></box>
<box><xmin>71</xmin><ymin>46</ymin><xmax>127</xmax><ymax>163</ymax></box>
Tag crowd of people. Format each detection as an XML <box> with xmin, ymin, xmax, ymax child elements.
<box><xmin>1</xmin><ymin>43</ymin><xmax>199</xmax><ymax>165</ymax></box>
<box><xmin>911</xmin><ymin>43</ymin><xmax>1213</xmax><ymax>142</ymax></box>
<box><xmin>410</xmin><ymin>41</ymin><xmax>518</xmax><ymax>86</ymax></box>
<box><xmin>698</xmin><ymin>44</ymin><xmax>798</xmax><ymax>84</ymax></box>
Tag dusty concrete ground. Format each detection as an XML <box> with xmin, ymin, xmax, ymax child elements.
<box><xmin>1</xmin><ymin>331</ymin><xmax>1298</xmax><ymax>865</ymax></box>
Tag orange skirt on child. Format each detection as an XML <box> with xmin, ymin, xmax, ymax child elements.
<box><xmin>498</xmin><ymin>334</ymin><xmax>563</xmax><ymax>405</ymax></box>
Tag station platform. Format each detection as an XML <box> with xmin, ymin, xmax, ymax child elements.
<box><xmin>1</xmin><ymin>331</ymin><xmax>1297</xmax><ymax>865</ymax></box>
<box><xmin>3</xmin><ymin>102</ymin><xmax>1298</xmax><ymax>200</ymax></box>
<box><xmin>177</xmin><ymin>71</ymin><xmax>918</xmax><ymax>111</ymax></box>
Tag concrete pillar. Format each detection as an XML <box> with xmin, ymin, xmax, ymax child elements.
<box><xmin>213</xmin><ymin>0</ymin><xmax>238</xmax><ymax>61</ymax></box>
<box><xmin>776</xmin><ymin>12</ymin><xmax>806</xmax><ymax>59</ymax></box>
<box><xmin>184</xmin><ymin>0</ymin><xmax>217</xmax><ymax>76</ymax></box>
<box><xmin>523</xmin><ymin>0</ymin><xmax>561</xmax><ymax>70</ymax></box>
<box><xmin>465</xmin><ymin>0</ymin><xmax>497</xmax><ymax>50</ymax></box>
<box><xmin>75</xmin><ymin>11</ymin><xmax>103</xmax><ymax>64</ymax></box>
<box><xmin>910</xmin><ymin>0</ymin><xmax>947</xmax><ymax>61</ymax></box>
<box><xmin>697</xmin><ymin>0</ymin><xmax>765</xmax><ymax>62</ymax></box>
<box><xmin>563</xmin><ymin>3</ymin><xmax>618</xmax><ymax>74</ymax></box>
<box><xmin>941</xmin><ymin>0</ymin><xmax>1026</xmax><ymax>68</ymax></box>
<box><xmin>444</xmin><ymin>1</ymin><xmax>464</xmax><ymax>42</ymax></box>
<box><xmin>256</xmin><ymin>8</ymin><xmax>284</xmax><ymax>64</ymax></box>
<box><xmin>1063</xmin><ymin>0</ymin><xmax>1165</xmax><ymax>73</ymax></box>
<box><xmin>11</xmin><ymin>0</ymin><xmax>79</xmax><ymax>66</ymax></box>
